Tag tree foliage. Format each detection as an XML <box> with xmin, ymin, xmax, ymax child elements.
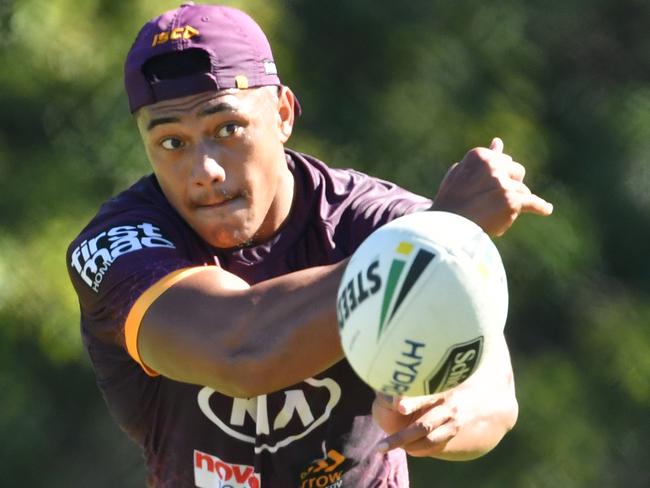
<box><xmin>0</xmin><ymin>0</ymin><xmax>648</xmax><ymax>486</ymax></box>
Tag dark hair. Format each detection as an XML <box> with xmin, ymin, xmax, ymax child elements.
<box><xmin>142</xmin><ymin>49</ymin><xmax>211</xmax><ymax>82</ymax></box>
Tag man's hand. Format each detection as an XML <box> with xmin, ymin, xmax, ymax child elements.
<box><xmin>373</xmin><ymin>391</ymin><xmax>462</xmax><ymax>458</ymax></box>
<box><xmin>432</xmin><ymin>137</ymin><xmax>553</xmax><ymax>236</ymax></box>
<box><xmin>372</xmin><ymin>335</ymin><xmax>518</xmax><ymax>460</ymax></box>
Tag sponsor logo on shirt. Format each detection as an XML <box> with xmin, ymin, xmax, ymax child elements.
<box><xmin>197</xmin><ymin>377</ymin><xmax>341</xmax><ymax>454</ymax></box>
<box><xmin>194</xmin><ymin>449</ymin><xmax>260</xmax><ymax>488</ymax></box>
<box><xmin>70</xmin><ymin>223</ymin><xmax>175</xmax><ymax>293</ymax></box>
<box><xmin>300</xmin><ymin>449</ymin><xmax>347</xmax><ymax>488</ymax></box>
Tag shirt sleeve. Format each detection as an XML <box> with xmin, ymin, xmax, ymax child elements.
<box><xmin>67</xmin><ymin>211</ymin><xmax>200</xmax><ymax>375</ymax></box>
<box><xmin>334</xmin><ymin>169</ymin><xmax>433</xmax><ymax>253</ymax></box>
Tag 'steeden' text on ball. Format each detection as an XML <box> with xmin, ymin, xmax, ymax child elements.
<box><xmin>336</xmin><ymin>259</ymin><xmax>382</xmax><ymax>330</ymax></box>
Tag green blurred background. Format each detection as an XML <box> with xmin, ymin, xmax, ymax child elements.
<box><xmin>1</xmin><ymin>0</ymin><xmax>648</xmax><ymax>486</ymax></box>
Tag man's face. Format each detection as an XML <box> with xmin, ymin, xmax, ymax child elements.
<box><xmin>136</xmin><ymin>86</ymin><xmax>295</xmax><ymax>248</ymax></box>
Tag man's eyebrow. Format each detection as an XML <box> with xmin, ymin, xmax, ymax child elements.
<box><xmin>147</xmin><ymin>116</ymin><xmax>180</xmax><ymax>131</ymax></box>
<box><xmin>197</xmin><ymin>102</ymin><xmax>239</xmax><ymax>117</ymax></box>
<box><xmin>146</xmin><ymin>102</ymin><xmax>239</xmax><ymax>131</ymax></box>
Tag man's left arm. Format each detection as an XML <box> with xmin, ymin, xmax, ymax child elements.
<box><xmin>372</xmin><ymin>333</ymin><xmax>518</xmax><ymax>460</ymax></box>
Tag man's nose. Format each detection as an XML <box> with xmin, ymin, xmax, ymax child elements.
<box><xmin>191</xmin><ymin>149</ymin><xmax>225</xmax><ymax>187</ymax></box>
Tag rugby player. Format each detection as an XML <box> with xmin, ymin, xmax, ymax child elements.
<box><xmin>67</xmin><ymin>3</ymin><xmax>553</xmax><ymax>486</ymax></box>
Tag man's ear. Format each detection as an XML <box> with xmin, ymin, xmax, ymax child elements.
<box><xmin>134</xmin><ymin>108</ymin><xmax>147</xmax><ymax>137</ymax></box>
<box><xmin>277</xmin><ymin>86</ymin><xmax>295</xmax><ymax>143</ymax></box>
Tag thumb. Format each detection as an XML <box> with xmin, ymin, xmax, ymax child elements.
<box><xmin>374</xmin><ymin>394</ymin><xmax>421</xmax><ymax>414</ymax></box>
<box><xmin>394</xmin><ymin>394</ymin><xmax>443</xmax><ymax>415</ymax></box>
<box><xmin>489</xmin><ymin>137</ymin><xmax>504</xmax><ymax>153</ymax></box>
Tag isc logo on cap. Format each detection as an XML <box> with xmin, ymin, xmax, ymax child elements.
<box><xmin>151</xmin><ymin>25</ymin><xmax>200</xmax><ymax>47</ymax></box>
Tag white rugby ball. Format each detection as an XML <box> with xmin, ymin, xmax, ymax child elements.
<box><xmin>337</xmin><ymin>211</ymin><xmax>508</xmax><ymax>396</ymax></box>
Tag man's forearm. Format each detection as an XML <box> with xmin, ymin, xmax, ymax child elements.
<box><xmin>235</xmin><ymin>262</ymin><xmax>348</xmax><ymax>394</ymax></box>
<box><xmin>138</xmin><ymin>261</ymin><xmax>348</xmax><ymax>397</ymax></box>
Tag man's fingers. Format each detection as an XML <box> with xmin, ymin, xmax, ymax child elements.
<box><xmin>376</xmin><ymin>409</ymin><xmax>450</xmax><ymax>453</ymax></box>
<box><xmin>374</xmin><ymin>393</ymin><xmax>394</xmax><ymax>409</ymax></box>
<box><xmin>489</xmin><ymin>137</ymin><xmax>504</xmax><ymax>153</ymax></box>
<box><xmin>519</xmin><ymin>193</ymin><xmax>554</xmax><ymax>216</ymax></box>
<box><xmin>374</xmin><ymin>393</ymin><xmax>441</xmax><ymax>415</ymax></box>
<box><xmin>495</xmin><ymin>179</ymin><xmax>552</xmax><ymax>214</ymax></box>
<box><xmin>394</xmin><ymin>394</ymin><xmax>443</xmax><ymax>415</ymax></box>
<box><xmin>402</xmin><ymin>421</ymin><xmax>459</xmax><ymax>457</ymax></box>
<box><xmin>499</xmin><ymin>178</ymin><xmax>532</xmax><ymax>195</ymax></box>
<box><xmin>507</xmin><ymin>161</ymin><xmax>526</xmax><ymax>182</ymax></box>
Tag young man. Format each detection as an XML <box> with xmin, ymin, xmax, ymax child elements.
<box><xmin>67</xmin><ymin>3</ymin><xmax>553</xmax><ymax>487</ymax></box>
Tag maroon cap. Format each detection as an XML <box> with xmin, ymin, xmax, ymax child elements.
<box><xmin>124</xmin><ymin>2</ymin><xmax>299</xmax><ymax>114</ymax></box>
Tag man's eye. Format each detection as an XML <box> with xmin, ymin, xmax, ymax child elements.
<box><xmin>160</xmin><ymin>138</ymin><xmax>184</xmax><ymax>150</ymax></box>
<box><xmin>217</xmin><ymin>123</ymin><xmax>241</xmax><ymax>138</ymax></box>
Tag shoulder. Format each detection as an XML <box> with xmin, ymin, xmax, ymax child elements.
<box><xmin>287</xmin><ymin>149</ymin><xmax>374</xmax><ymax>195</ymax></box>
<box><xmin>68</xmin><ymin>175</ymin><xmax>187</xmax><ymax>255</ymax></box>
<box><xmin>287</xmin><ymin>150</ymin><xmax>432</xmax><ymax>250</ymax></box>
<box><xmin>66</xmin><ymin>176</ymin><xmax>200</xmax><ymax>336</ymax></box>
<box><xmin>68</xmin><ymin>177</ymin><xmax>184</xmax><ymax>280</ymax></box>
<box><xmin>74</xmin><ymin>175</ymin><xmax>178</xmax><ymax>234</ymax></box>
<box><xmin>288</xmin><ymin>149</ymin><xmax>430</xmax><ymax>210</ymax></box>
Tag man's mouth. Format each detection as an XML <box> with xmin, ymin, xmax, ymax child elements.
<box><xmin>195</xmin><ymin>194</ymin><xmax>239</xmax><ymax>209</ymax></box>
<box><xmin>199</xmin><ymin>199</ymin><xmax>231</xmax><ymax>208</ymax></box>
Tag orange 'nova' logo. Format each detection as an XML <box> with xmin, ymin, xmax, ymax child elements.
<box><xmin>151</xmin><ymin>25</ymin><xmax>200</xmax><ymax>46</ymax></box>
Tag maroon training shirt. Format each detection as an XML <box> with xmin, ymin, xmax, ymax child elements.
<box><xmin>67</xmin><ymin>149</ymin><xmax>432</xmax><ymax>487</ymax></box>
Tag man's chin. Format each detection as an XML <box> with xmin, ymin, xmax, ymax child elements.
<box><xmin>201</xmin><ymin>227</ymin><xmax>257</xmax><ymax>250</ymax></box>
<box><xmin>186</xmin><ymin>210</ymin><xmax>257</xmax><ymax>249</ymax></box>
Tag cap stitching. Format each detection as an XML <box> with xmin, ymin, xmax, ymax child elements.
<box><xmin>169</xmin><ymin>4</ymin><xmax>183</xmax><ymax>50</ymax></box>
<box><xmin>220</xmin><ymin>7</ymin><xmax>262</xmax><ymax>87</ymax></box>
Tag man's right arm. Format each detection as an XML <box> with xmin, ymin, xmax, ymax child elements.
<box><xmin>136</xmin><ymin>262</ymin><xmax>347</xmax><ymax>398</ymax></box>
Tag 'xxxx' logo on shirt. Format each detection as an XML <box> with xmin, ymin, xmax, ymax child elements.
<box><xmin>197</xmin><ymin>377</ymin><xmax>341</xmax><ymax>453</ymax></box>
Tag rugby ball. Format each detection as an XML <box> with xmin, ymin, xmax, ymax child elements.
<box><xmin>336</xmin><ymin>211</ymin><xmax>508</xmax><ymax>396</ymax></box>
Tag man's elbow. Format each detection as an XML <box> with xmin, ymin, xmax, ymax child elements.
<box><xmin>501</xmin><ymin>366</ymin><xmax>519</xmax><ymax>433</ymax></box>
<box><xmin>449</xmin><ymin>391</ymin><xmax>520</xmax><ymax>461</ymax></box>
<box><xmin>505</xmin><ymin>394</ymin><xmax>519</xmax><ymax>432</ymax></box>
<box><xmin>478</xmin><ymin>390</ymin><xmax>519</xmax><ymax>458</ymax></box>
<box><xmin>208</xmin><ymin>351</ymin><xmax>280</xmax><ymax>398</ymax></box>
